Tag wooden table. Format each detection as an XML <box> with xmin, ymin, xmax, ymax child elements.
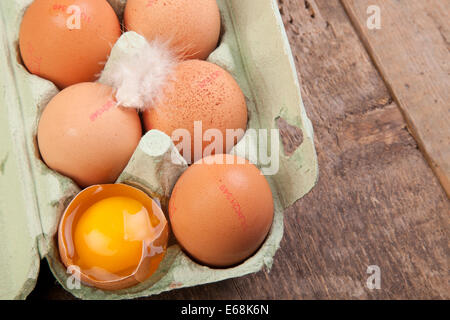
<box><xmin>29</xmin><ymin>0</ymin><xmax>449</xmax><ymax>300</ymax></box>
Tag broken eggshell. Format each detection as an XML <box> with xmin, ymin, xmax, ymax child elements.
<box><xmin>58</xmin><ymin>183</ymin><xmax>169</xmax><ymax>291</ymax></box>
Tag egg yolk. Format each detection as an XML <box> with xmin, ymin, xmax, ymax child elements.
<box><xmin>74</xmin><ymin>196</ymin><xmax>153</xmax><ymax>277</ymax></box>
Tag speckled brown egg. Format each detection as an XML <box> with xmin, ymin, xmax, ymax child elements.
<box><xmin>142</xmin><ymin>60</ymin><xmax>248</xmax><ymax>163</ymax></box>
<box><xmin>37</xmin><ymin>82</ymin><xmax>142</xmax><ymax>188</ymax></box>
<box><xmin>19</xmin><ymin>0</ymin><xmax>121</xmax><ymax>88</ymax></box>
<box><xmin>124</xmin><ymin>0</ymin><xmax>221</xmax><ymax>60</ymax></box>
<box><xmin>169</xmin><ymin>154</ymin><xmax>274</xmax><ymax>267</ymax></box>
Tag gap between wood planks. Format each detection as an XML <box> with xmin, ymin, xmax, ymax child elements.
<box><xmin>341</xmin><ymin>0</ymin><xmax>450</xmax><ymax>197</ymax></box>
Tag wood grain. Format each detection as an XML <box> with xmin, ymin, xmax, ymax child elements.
<box><xmin>28</xmin><ymin>0</ymin><xmax>450</xmax><ymax>300</ymax></box>
<box><xmin>341</xmin><ymin>0</ymin><xmax>450</xmax><ymax>196</ymax></box>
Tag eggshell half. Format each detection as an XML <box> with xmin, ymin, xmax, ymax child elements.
<box><xmin>58</xmin><ymin>184</ymin><xmax>169</xmax><ymax>291</ymax></box>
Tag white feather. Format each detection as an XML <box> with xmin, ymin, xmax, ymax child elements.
<box><xmin>99</xmin><ymin>32</ymin><xmax>178</xmax><ymax>110</ymax></box>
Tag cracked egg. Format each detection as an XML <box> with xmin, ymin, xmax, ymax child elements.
<box><xmin>58</xmin><ymin>184</ymin><xmax>168</xmax><ymax>290</ymax></box>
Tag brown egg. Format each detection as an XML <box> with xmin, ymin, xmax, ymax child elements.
<box><xmin>19</xmin><ymin>0</ymin><xmax>121</xmax><ymax>88</ymax></box>
<box><xmin>124</xmin><ymin>0</ymin><xmax>221</xmax><ymax>60</ymax></box>
<box><xmin>37</xmin><ymin>82</ymin><xmax>142</xmax><ymax>188</ymax></box>
<box><xmin>169</xmin><ymin>154</ymin><xmax>274</xmax><ymax>267</ymax></box>
<box><xmin>143</xmin><ymin>60</ymin><xmax>248</xmax><ymax>163</ymax></box>
<box><xmin>58</xmin><ymin>184</ymin><xmax>169</xmax><ymax>290</ymax></box>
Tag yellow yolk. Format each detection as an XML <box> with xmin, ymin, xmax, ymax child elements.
<box><xmin>74</xmin><ymin>196</ymin><xmax>153</xmax><ymax>276</ymax></box>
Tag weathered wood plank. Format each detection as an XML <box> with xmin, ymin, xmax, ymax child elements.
<box><xmin>341</xmin><ymin>0</ymin><xmax>450</xmax><ymax>196</ymax></box>
<box><xmin>28</xmin><ymin>0</ymin><xmax>450</xmax><ymax>300</ymax></box>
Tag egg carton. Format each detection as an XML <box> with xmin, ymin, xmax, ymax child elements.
<box><xmin>0</xmin><ymin>0</ymin><xmax>318</xmax><ymax>300</ymax></box>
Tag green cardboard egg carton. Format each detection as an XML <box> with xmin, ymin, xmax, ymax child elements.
<box><xmin>0</xmin><ymin>0</ymin><xmax>318</xmax><ymax>300</ymax></box>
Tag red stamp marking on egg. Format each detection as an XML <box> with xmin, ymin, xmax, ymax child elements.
<box><xmin>90</xmin><ymin>100</ymin><xmax>115</xmax><ymax>122</ymax></box>
<box><xmin>219</xmin><ymin>184</ymin><xmax>248</xmax><ymax>230</ymax></box>
<box><xmin>25</xmin><ymin>43</ymin><xmax>42</xmax><ymax>74</ymax></box>
<box><xmin>80</xmin><ymin>11</ymin><xmax>92</xmax><ymax>24</ymax></box>
<box><xmin>198</xmin><ymin>71</ymin><xmax>222</xmax><ymax>89</ymax></box>
<box><xmin>146</xmin><ymin>0</ymin><xmax>159</xmax><ymax>7</ymax></box>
